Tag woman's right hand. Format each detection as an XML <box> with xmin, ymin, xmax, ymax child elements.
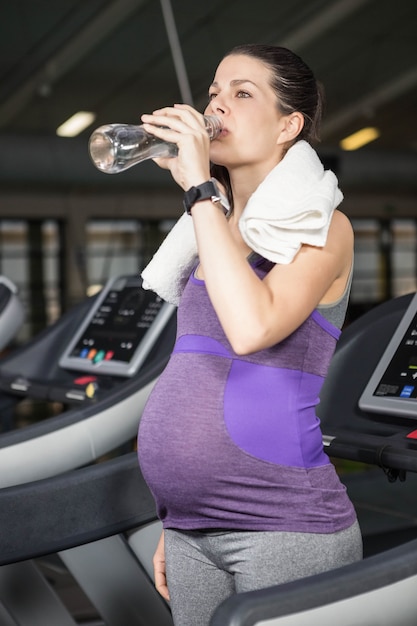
<box><xmin>153</xmin><ymin>530</ymin><xmax>170</xmax><ymax>602</ymax></box>
<box><xmin>141</xmin><ymin>104</ymin><xmax>212</xmax><ymax>191</ymax></box>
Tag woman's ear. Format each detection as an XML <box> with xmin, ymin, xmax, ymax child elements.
<box><xmin>277</xmin><ymin>112</ymin><xmax>305</xmax><ymax>145</ymax></box>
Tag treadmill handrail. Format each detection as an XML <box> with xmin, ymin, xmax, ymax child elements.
<box><xmin>0</xmin><ymin>452</ymin><xmax>157</xmax><ymax>565</ymax></box>
<box><xmin>323</xmin><ymin>429</ymin><xmax>417</xmax><ymax>473</ymax></box>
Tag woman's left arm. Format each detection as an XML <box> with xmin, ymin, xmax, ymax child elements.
<box><xmin>191</xmin><ymin>205</ymin><xmax>353</xmax><ymax>354</ymax></box>
<box><xmin>140</xmin><ymin>105</ymin><xmax>353</xmax><ymax>354</ymax></box>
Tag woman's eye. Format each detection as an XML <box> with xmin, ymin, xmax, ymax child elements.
<box><xmin>237</xmin><ymin>90</ymin><xmax>250</xmax><ymax>98</ymax></box>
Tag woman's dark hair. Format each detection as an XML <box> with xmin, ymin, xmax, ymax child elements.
<box><xmin>229</xmin><ymin>43</ymin><xmax>324</xmax><ymax>143</ymax></box>
<box><xmin>210</xmin><ymin>44</ymin><xmax>324</xmax><ymax>206</ymax></box>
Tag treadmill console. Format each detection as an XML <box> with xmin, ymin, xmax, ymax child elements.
<box><xmin>359</xmin><ymin>292</ymin><xmax>417</xmax><ymax>420</ymax></box>
<box><xmin>59</xmin><ymin>275</ymin><xmax>174</xmax><ymax>377</ymax></box>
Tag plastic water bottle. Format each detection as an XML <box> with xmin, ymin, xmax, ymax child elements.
<box><xmin>89</xmin><ymin>115</ymin><xmax>223</xmax><ymax>174</ymax></box>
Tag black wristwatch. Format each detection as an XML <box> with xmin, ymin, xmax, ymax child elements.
<box><xmin>183</xmin><ymin>180</ymin><xmax>222</xmax><ymax>215</ymax></box>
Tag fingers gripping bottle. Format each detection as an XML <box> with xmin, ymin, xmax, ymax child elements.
<box><xmin>88</xmin><ymin>115</ymin><xmax>223</xmax><ymax>174</ymax></box>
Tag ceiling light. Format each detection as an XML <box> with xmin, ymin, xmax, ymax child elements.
<box><xmin>340</xmin><ymin>127</ymin><xmax>380</xmax><ymax>151</ymax></box>
<box><xmin>56</xmin><ymin>111</ymin><xmax>96</xmax><ymax>137</ymax></box>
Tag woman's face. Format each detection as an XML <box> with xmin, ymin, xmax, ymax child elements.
<box><xmin>205</xmin><ymin>54</ymin><xmax>287</xmax><ymax>170</ymax></box>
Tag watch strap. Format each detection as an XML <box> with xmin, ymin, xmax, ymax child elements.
<box><xmin>183</xmin><ymin>180</ymin><xmax>221</xmax><ymax>215</ymax></box>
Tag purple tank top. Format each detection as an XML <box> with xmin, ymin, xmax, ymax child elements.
<box><xmin>137</xmin><ymin>255</ymin><xmax>356</xmax><ymax>532</ymax></box>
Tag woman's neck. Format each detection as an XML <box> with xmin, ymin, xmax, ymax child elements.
<box><xmin>229</xmin><ymin>160</ymin><xmax>279</xmax><ymax>217</ymax></box>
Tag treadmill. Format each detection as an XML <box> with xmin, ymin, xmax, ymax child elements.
<box><xmin>0</xmin><ymin>274</ymin><xmax>176</xmax><ymax>487</ymax></box>
<box><xmin>2</xmin><ymin>290</ymin><xmax>417</xmax><ymax>625</ymax></box>
<box><xmin>0</xmin><ymin>452</ymin><xmax>173</xmax><ymax>625</ymax></box>
<box><xmin>0</xmin><ymin>276</ymin><xmax>25</xmax><ymax>353</ymax></box>
<box><xmin>0</xmin><ymin>274</ymin><xmax>176</xmax><ymax>625</ymax></box>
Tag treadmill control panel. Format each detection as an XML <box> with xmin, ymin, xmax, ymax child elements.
<box><xmin>59</xmin><ymin>275</ymin><xmax>174</xmax><ymax>377</ymax></box>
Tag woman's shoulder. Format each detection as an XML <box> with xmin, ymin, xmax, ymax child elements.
<box><xmin>332</xmin><ymin>209</ymin><xmax>353</xmax><ymax>234</ymax></box>
<box><xmin>327</xmin><ymin>209</ymin><xmax>354</xmax><ymax>252</ymax></box>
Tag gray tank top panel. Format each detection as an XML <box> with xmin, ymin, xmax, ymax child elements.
<box><xmin>317</xmin><ymin>262</ymin><xmax>353</xmax><ymax>330</ymax></box>
<box><xmin>247</xmin><ymin>251</ymin><xmax>353</xmax><ymax>331</ymax></box>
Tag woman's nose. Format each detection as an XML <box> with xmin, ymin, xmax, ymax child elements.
<box><xmin>211</xmin><ymin>97</ymin><xmax>227</xmax><ymax>116</ymax></box>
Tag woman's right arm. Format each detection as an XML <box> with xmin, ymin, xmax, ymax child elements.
<box><xmin>153</xmin><ymin>531</ymin><xmax>170</xmax><ymax>602</ymax></box>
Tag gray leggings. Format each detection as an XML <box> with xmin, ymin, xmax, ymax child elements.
<box><xmin>164</xmin><ymin>521</ymin><xmax>362</xmax><ymax>626</ymax></box>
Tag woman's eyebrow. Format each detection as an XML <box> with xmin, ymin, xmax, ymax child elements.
<box><xmin>209</xmin><ymin>78</ymin><xmax>258</xmax><ymax>91</ymax></box>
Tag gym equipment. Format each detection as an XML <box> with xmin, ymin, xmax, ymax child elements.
<box><xmin>0</xmin><ymin>276</ymin><xmax>24</xmax><ymax>352</ymax></box>
<box><xmin>0</xmin><ymin>275</ymin><xmax>176</xmax><ymax>487</ymax></box>
<box><xmin>0</xmin><ymin>452</ymin><xmax>173</xmax><ymax>625</ymax></box>
<box><xmin>3</xmin><ymin>292</ymin><xmax>417</xmax><ymax>625</ymax></box>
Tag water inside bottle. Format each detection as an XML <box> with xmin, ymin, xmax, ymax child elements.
<box><xmin>89</xmin><ymin>132</ymin><xmax>117</xmax><ymax>171</ymax></box>
<box><xmin>89</xmin><ymin>125</ymin><xmax>179</xmax><ymax>173</ymax></box>
<box><xmin>89</xmin><ymin>115</ymin><xmax>222</xmax><ymax>174</ymax></box>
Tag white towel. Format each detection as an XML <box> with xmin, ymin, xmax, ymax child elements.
<box><xmin>141</xmin><ymin>179</ymin><xmax>230</xmax><ymax>306</ymax></box>
<box><xmin>141</xmin><ymin>141</ymin><xmax>343</xmax><ymax>306</ymax></box>
<box><xmin>141</xmin><ymin>212</ymin><xmax>198</xmax><ymax>306</ymax></box>
<box><xmin>239</xmin><ymin>140</ymin><xmax>343</xmax><ymax>264</ymax></box>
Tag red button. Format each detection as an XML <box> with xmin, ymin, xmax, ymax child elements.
<box><xmin>74</xmin><ymin>375</ymin><xmax>97</xmax><ymax>385</ymax></box>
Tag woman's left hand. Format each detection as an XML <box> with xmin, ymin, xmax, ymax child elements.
<box><xmin>141</xmin><ymin>104</ymin><xmax>212</xmax><ymax>190</ymax></box>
